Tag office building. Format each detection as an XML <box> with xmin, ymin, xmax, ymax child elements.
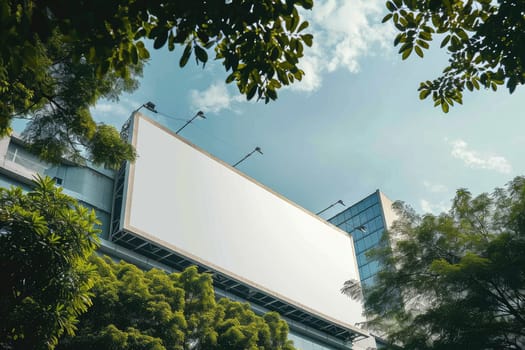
<box><xmin>0</xmin><ymin>113</ymin><xmax>379</xmax><ymax>350</ymax></box>
<box><xmin>328</xmin><ymin>191</ymin><xmax>397</xmax><ymax>287</ymax></box>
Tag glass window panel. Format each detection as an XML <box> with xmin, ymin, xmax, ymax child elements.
<box><xmin>369</xmin><ymin>220</ymin><xmax>379</xmax><ymax>231</ymax></box>
<box><xmin>364</xmin><ymin>235</ymin><xmax>373</xmax><ymax>249</ymax></box>
<box><xmin>363</xmin><ymin>210</ymin><xmax>370</xmax><ymax>222</ymax></box>
<box><xmin>369</xmin><ymin>260</ymin><xmax>380</xmax><ymax>275</ymax></box>
<box><xmin>330</xmin><ymin>215</ymin><xmax>341</xmax><ymax>226</ymax></box>
<box><xmin>362</xmin><ymin>274</ymin><xmax>377</xmax><ymax>288</ymax></box>
<box><xmin>356</xmin><ymin>240</ymin><xmax>365</xmax><ymax>253</ymax></box>
<box><xmin>374</xmin><ymin>217</ymin><xmax>384</xmax><ymax>229</ymax></box>
<box><xmin>372</xmin><ymin>204</ymin><xmax>380</xmax><ymax>217</ymax></box>
<box><xmin>370</xmin><ymin>231</ymin><xmax>380</xmax><ymax>245</ymax></box>
<box><xmin>360</xmin><ymin>264</ymin><xmax>371</xmax><ymax>279</ymax></box>
<box><xmin>358</xmin><ymin>252</ymin><xmax>367</xmax><ymax>266</ymax></box>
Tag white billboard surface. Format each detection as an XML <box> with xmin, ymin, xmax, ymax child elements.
<box><xmin>124</xmin><ymin>115</ymin><xmax>365</xmax><ymax>329</ymax></box>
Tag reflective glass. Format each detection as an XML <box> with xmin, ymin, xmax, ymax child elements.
<box><xmin>328</xmin><ymin>192</ymin><xmax>388</xmax><ymax>285</ymax></box>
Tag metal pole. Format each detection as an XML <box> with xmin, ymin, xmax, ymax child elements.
<box><xmin>232</xmin><ymin>147</ymin><xmax>263</xmax><ymax>168</ymax></box>
<box><xmin>175</xmin><ymin>111</ymin><xmax>205</xmax><ymax>134</ymax></box>
<box><xmin>316</xmin><ymin>199</ymin><xmax>345</xmax><ymax>215</ymax></box>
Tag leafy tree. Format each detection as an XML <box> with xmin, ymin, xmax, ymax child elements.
<box><xmin>1</xmin><ymin>0</ymin><xmax>313</xmax><ymax>167</ymax></box>
<box><xmin>58</xmin><ymin>256</ymin><xmax>296</xmax><ymax>350</ymax></box>
<box><xmin>0</xmin><ymin>176</ymin><xmax>100</xmax><ymax>350</ymax></box>
<box><xmin>383</xmin><ymin>0</ymin><xmax>525</xmax><ymax>112</ymax></box>
<box><xmin>361</xmin><ymin>176</ymin><xmax>525</xmax><ymax>349</ymax></box>
<box><xmin>16</xmin><ymin>37</ymin><xmax>141</xmax><ymax>169</ymax></box>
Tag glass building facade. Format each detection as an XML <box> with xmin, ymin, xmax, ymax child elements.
<box><xmin>328</xmin><ymin>191</ymin><xmax>393</xmax><ymax>287</ymax></box>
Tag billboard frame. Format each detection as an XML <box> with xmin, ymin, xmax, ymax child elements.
<box><xmin>110</xmin><ymin>113</ymin><xmax>368</xmax><ymax>342</ymax></box>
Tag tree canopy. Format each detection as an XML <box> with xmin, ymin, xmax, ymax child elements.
<box><xmin>383</xmin><ymin>0</ymin><xmax>525</xmax><ymax>112</ymax></box>
<box><xmin>58</xmin><ymin>256</ymin><xmax>296</xmax><ymax>350</ymax></box>
<box><xmin>0</xmin><ymin>176</ymin><xmax>100</xmax><ymax>350</ymax></box>
<box><xmin>1</xmin><ymin>0</ymin><xmax>313</xmax><ymax>167</ymax></box>
<box><xmin>362</xmin><ymin>176</ymin><xmax>525</xmax><ymax>349</ymax></box>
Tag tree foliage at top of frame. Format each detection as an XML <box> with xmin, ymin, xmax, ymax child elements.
<box><xmin>383</xmin><ymin>0</ymin><xmax>525</xmax><ymax>112</ymax></box>
<box><xmin>0</xmin><ymin>0</ymin><xmax>313</xmax><ymax>167</ymax></box>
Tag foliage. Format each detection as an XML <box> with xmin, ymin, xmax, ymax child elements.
<box><xmin>383</xmin><ymin>0</ymin><xmax>525</xmax><ymax>112</ymax></box>
<box><xmin>1</xmin><ymin>0</ymin><xmax>313</xmax><ymax>167</ymax></box>
<box><xmin>57</xmin><ymin>256</ymin><xmax>296</xmax><ymax>350</ymax></box>
<box><xmin>16</xmin><ymin>37</ymin><xmax>140</xmax><ymax>169</ymax></box>
<box><xmin>0</xmin><ymin>176</ymin><xmax>100</xmax><ymax>350</ymax></box>
<box><xmin>362</xmin><ymin>176</ymin><xmax>525</xmax><ymax>349</ymax></box>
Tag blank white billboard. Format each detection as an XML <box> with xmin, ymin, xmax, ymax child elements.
<box><xmin>123</xmin><ymin>115</ymin><xmax>366</xmax><ymax>330</ymax></box>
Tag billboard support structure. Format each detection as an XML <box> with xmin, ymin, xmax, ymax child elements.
<box><xmin>110</xmin><ymin>113</ymin><xmax>369</xmax><ymax>343</ymax></box>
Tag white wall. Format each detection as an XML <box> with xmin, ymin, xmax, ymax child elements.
<box><xmin>379</xmin><ymin>191</ymin><xmax>397</xmax><ymax>230</ymax></box>
<box><xmin>123</xmin><ymin>115</ymin><xmax>366</xmax><ymax>329</ymax></box>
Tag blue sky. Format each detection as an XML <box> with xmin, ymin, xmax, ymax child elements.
<box><xmin>90</xmin><ymin>0</ymin><xmax>525</xmax><ymax>218</ymax></box>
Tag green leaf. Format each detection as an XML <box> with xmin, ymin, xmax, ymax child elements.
<box><xmin>267</xmin><ymin>88</ymin><xmax>278</xmax><ymax>101</ymax></box>
<box><xmin>225</xmin><ymin>73</ymin><xmax>236</xmax><ymax>84</ymax></box>
<box><xmin>194</xmin><ymin>45</ymin><xmax>208</xmax><ymax>64</ymax></box>
<box><xmin>246</xmin><ymin>84</ymin><xmax>257</xmax><ymax>100</ymax></box>
<box><xmin>398</xmin><ymin>42</ymin><xmax>412</xmax><ymax>53</ymax></box>
<box><xmin>431</xmin><ymin>14</ymin><xmax>441</xmax><ymax>27</ymax></box>
<box><xmin>301</xmin><ymin>0</ymin><xmax>314</xmax><ymax>9</ymax></box>
<box><xmin>286</xmin><ymin>12</ymin><xmax>299</xmax><ymax>32</ymax></box>
<box><xmin>419</xmin><ymin>31</ymin><xmax>431</xmax><ymax>40</ymax></box>
<box><xmin>419</xmin><ymin>89</ymin><xmax>431</xmax><ymax>99</ymax></box>
<box><xmin>394</xmin><ymin>33</ymin><xmax>405</xmax><ymax>46</ymax></box>
<box><xmin>297</xmin><ymin>21</ymin><xmax>309</xmax><ymax>32</ymax></box>
<box><xmin>270</xmin><ymin>47</ymin><xmax>280</xmax><ymax>61</ymax></box>
<box><xmin>456</xmin><ymin>29</ymin><xmax>468</xmax><ymax>41</ymax></box>
<box><xmin>168</xmin><ymin>31</ymin><xmax>175</xmax><ymax>51</ymax></box>
<box><xmin>153</xmin><ymin>30</ymin><xmax>168</xmax><ymax>49</ymax></box>
<box><xmin>415</xmin><ymin>45</ymin><xmax>424</xmax><ymax>57</ymax></box>
<box><xmin>441</xmin><ymin>101</ymin><xmax>449</xmax><ymax>113</ymax></box>
<box><xmin>179</xmin><ymin>43</ymin><xmax>192</xmax><ymax>67</ymax></box>
<box><xmin>417</xmin><ymin>39</ymin><xmax>429</xmax><ymax>49</ymax></box>
<box><xmin>301</xmin><ymin>34</ymin><xmax>313</xmax><ymax>47</ymax></box>
<box><xmin>402</xmin><ymin>47</ymin><xmax>412</xmax><ymax>60</ymax></box>
<box><xmin>386</xmin><ymin>1</ymin><xmax>397</xmax><ymax>12</ymax></box>
<box><xmin>130</xmin><ymin>46</ymin><xmax>138</xmax><ymax>65</ymax></box>
<box><xmin>440</xmin><ymin>35</ymin><xmax>451</xmax><ymax>48</ymax></box>
<box><xmin>136</xmin><ymin>41</ymin><xmax>150</xmax><ymax>59</ymax></box>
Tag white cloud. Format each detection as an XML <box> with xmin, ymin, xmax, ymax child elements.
<box><xmin>423</xmin><ymin>181</ymin><xmax>448</xmax><ymax>193</ymax></box>
<box><xmin>91</xmin><ymin>97</ymin><xmax>140</xmax><ymax>126</ymax></box>
<box><xmin>92</xmin><ymin>102</ymin><xmax>130</xmax><ymax>116</ymax></box>
<box><xmin>420</xmin><ymin>199</ymin><xmax>449</xmax><ymax>214</ymax></box>
<box><xmin>190</xmin><ymin>82</ymin><xmax>240</xmax><ymax>114</ymax></box>
<box><xmin>291</xmin><ymin>0</ymin><xmax>394</xmax><ymax>92</ymax></box>
<box><xmin>450</xmin><ymin>139</ymin><xmax>512</xmax><ymax>174</ymax></box>
<box><xmin>291</xmin><ymin>55</ymin><xmax>323</xmax><ymax>92</ymax></box>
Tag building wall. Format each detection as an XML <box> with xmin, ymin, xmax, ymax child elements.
<box><xmin>0</xmin><ymin>137</ymin><xmax>115</xmax><ymax>238</ymax></box>
<box><xmin>328</xmin><ymin>191</ymin><xmax>395</xmax><ymax>287</ymax></box>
